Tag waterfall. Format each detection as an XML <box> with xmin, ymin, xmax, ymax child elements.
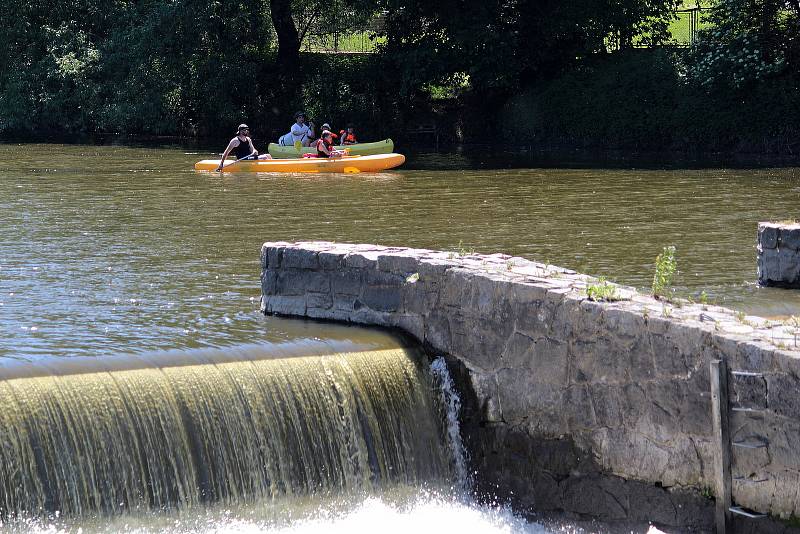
<box><xmin>0</xmin><ymin>346</ymin><xmax>453</xmax><ymax>517</ymax></box>
<box><xmin>430</xmin><ymin>356</ymin><xmax>471</xmax><ymax>491</ymax></box>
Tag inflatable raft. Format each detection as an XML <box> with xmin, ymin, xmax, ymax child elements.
<box><xmin>194</xmin><ymin>153</ymin><xmax>405</xmax><ymax>173</ymax></box>
<box><xmin>268</xmin><ymin>139</ymin><xmax>394</xmax><ymax>159</ymax></box>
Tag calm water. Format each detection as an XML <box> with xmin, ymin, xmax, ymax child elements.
<box><xmin>0</xmin><ymin>142</ymin><xmax>797</xmax><ymax>531</ymax></box>
<box><xmin>2</xmin><ymin>143</ymin><xmax>799</xmax><ymax>360</ymax></box>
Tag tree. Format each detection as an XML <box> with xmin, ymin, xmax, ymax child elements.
<box><xmin>687</xmin><ymin>0</ymin><xmax>800</xmax><ymax>89</ymax></box>
<box><xmin>375</xmin><ymin>0</ymin><xmax>681</xmax><ymax>102</ymax></box>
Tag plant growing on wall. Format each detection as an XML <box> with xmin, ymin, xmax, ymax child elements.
<box><xmin>652</xmin><ymin>245</ymin><xmax>677</xmax><ymax>299</ymax></box>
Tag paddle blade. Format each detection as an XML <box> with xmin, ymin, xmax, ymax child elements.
<box><xmin>294</xmin><ymin>140</ymin><xmax>302</xmax><ymax>151</ymax></box>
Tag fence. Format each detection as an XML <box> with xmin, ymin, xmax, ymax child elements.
<box><xmin>302</xmin><ymin>8</ymin><xmax>711</xmax><ymax>54</ymax></box>
<box><xmin>671</xmin><ymin>7</ymin><xmax>711</xmax><ymax>46</ymax></box>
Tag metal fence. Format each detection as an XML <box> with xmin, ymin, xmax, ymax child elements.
<box><xmin>301</xmin><ymin>8</ymin><xmax>711</xmax><ymax>54</ymax></box>
<box><xmin>671</xmin><ymin>7</ymin><xmax>710</xmax><ymax>46</ymax></box>
<box><xmin>301</xmin><ymin>13</ymin><xmax>386</xmax><ymax>53</ymax></box>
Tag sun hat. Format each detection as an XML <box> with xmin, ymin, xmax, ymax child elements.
<box><xmin>237</xmin><ymin>123</ymin><xmax>249</xmax><ymax>132</ymax></box>
<box><xmin>294</xmin><ymin>111</ymin><xmax>305</xmax><ymax>119</ymax></box>
<box><xmin>321</xmin><ymin>123</ymin><xmax>331</xmax><ymax>130</ymax></box>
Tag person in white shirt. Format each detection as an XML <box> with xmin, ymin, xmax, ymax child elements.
<box><xmin>278</xmin><ymin>111</ymin><xmax>315</xmax><ymax>146</ymax></box>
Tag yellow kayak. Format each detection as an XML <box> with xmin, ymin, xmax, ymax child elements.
<box><xmin>194</xmin><ymin>153</ymin><xmax>405</xmax><ymax>173</ymax></box>
<box><xmin>268</xmin><ymin>139</ymin><xmax>394</xmax><ymax>159</ymax></box>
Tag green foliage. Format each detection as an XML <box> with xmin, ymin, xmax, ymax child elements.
<box><xmin>686</xmin><ymin>0</ymin><xmax>799</xmax><ymax>90</ymax></box>
<box><xmin>652</xmin><ymin>246</ymin><xmax>678</xmax><ymax>299</ymax></box>
<box><xmin>585</xmin><ymin>277</ymin><xmax>622</xmax><ymax>302</ymax></box>
<box><xmin>500</xmin><ymin>48</ymin><xmax>800</xmax><ymax>152</ymax></box>
<box><xmin>376</xmin><ymin>0</ymin><xmax>681</xmax><ymax>104</ymax></box>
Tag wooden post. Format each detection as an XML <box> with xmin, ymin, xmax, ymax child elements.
<box><xmin>711</xmin><ymin>359</ymin><xmax>732</xmax><ymax>534</ymax></box>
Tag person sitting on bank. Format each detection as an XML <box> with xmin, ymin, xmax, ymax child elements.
<box><xmin>278</xmin><ymin>111</ymin><xmax>315</xmax><ymax>147</ymax></box>
<box><xmin>216</xmin><ymin>124</ymin><xmax>269</xmax><ymax>172</ymax></box>
<box><xmin>314</xmin><ymin>130</ymin><xmax>343</xmax><ymax>158</ymax></box>
<box><xmin>339</xmin><ymin>124</ymin><xmax>357</xmax><ymax>145</ymax></box>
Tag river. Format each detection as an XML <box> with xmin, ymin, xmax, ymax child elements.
<box><xmin>0</xmin><ymin>142</ymin><xmax>797</xmax><ymax>532</ymax></box>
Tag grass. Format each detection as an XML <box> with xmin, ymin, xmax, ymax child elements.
<box><xmin>585</xmin><ymin>277</ymin><xmax>622</xmax><ymax>302</ymax></box>
<box><xmin>303</xmin><ymin>32</ymin><xmax>386</xmax><ymax>53</ymax></box>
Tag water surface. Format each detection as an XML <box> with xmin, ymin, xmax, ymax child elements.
<box><xmin>2</xmin><ymin>143</ymin><xmax>798</xmax><ymax>360</ymax></box>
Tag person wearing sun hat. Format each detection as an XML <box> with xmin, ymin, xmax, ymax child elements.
<box><xmin>320</xmin><ymin>122</ymin><xmax>338</xmax><ymax>142</ymax></box>
<box><xmin>215</xmin><ymin>124</ymin><xmax>263</xmax><ymax>172</ymax></box>
<box><xmin>278</xmin><ymin>111</ymin><xmax>315</xmax><ymax>147</ymax></box>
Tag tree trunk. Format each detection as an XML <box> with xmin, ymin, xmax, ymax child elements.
<box><xmin>270</xmin><ymin>0</ymin><xmax>300</xmax><ymax>79</ymax></box>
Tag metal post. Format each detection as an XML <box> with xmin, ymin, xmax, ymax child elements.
<box><xmin>711</xmin><ymin>360</ymin><xmax>732</xmax><ymax>534</ymax></box>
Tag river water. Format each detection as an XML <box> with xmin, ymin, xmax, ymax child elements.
<box><xmin>1</xmin><ymin>142</ymin><xmax>798</xmax><ymax>531</ymax></box>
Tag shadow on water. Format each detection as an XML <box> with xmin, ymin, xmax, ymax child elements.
<box><xmin>6</xmin><ymin>134</ymin><xmax>800</xmax><ymax>170</ymax></box>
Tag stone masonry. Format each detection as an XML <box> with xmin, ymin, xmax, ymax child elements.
<box><xmin>758</xmin><ymin>222</ymin><xmax>800</xmax><ymax>287</ymax></box>
<box><xmin>261</xmin><ymin>241</ymin><xmax>800</xmax><ymax>531</ymax></box>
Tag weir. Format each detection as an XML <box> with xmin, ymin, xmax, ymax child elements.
<box><xmin>0</xmin><ymin>339</ymin><xmax>456</xmax><ymax>517</ymax></box>
<box><xmin>261</xmin><ymin>241</ymin><xmax>800</xmax><ymax>531</ymax></box>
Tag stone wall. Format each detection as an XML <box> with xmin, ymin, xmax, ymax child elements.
<box><xmin>758</xmin><ymin>222</ymin><xmax>800</xmax><ymax>287</ymax></box>
<box><xmin>261</xmin><ymin>241</ymin><xmax>800</xmax><ymax>531</ymax></box>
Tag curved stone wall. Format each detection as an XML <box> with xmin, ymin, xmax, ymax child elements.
<box><xmin>261</xmin><ymin>241</ymin><xmax>800</xmax><ymax>530</ymax></box>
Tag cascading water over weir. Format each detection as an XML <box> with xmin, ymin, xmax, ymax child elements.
<box><xmin>0</xmin><ymin>338</ymin><xmax>462</xmax><ymax>519</ymax></box>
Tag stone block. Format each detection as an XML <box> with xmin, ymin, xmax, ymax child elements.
<box><xmin>562</xmin><ymin>386</ymin><xmax>596</xmax><ymax>430</ymax></box>
<box><xmin>277</xmin><ymin>270</ymin><xmax>329</xmax><ymax>295</ymax></box>
<box><xmin>266</xmin><ymin>246</ymin><xmax>283</xmax><ymax>269</ymax></box>
<box><xmin>306</xmin><ymin>292</ymin><xmax>332</xmax><ymax>310</ymax></box>
<box><xmin>767</xmin><ymin>373</ymin><xmax>800</xmax><ymax>418</ymax></box>
<box><xmin>281</xmin><ymin>248</ymin><xmax>319</xmax><ymax>269</ymax></box>
<box><xmin>343</xmin><ymin>252</ymin><xmax>377</xmax><ymax>269</ymax></box>
<box><xmin>424</xmin><ymin>310</ymin><xmax>451</xmax><ymax>352</ymax></box>
<box><xmin>263</xmin><ymin>295</ymin><xmax>305</xmax><ymax>316</ymax></box>
<box><xmin>589</xmin><ymin>384</ymin><xmax>624</xmax><ymax>428</ymax></box>
<box><xmin>389</xmin><ymin>314</ymin><xmax>424</xmax><ymax>341</ymax></box>
<box><xmin>730</xmin><ymin>373</ymin><xmax>767</xmax><ymax>410</ymax></box>
<box><xmin>318</xmin><ymin>251</ymin><xmax>344</xmax><ymax>270</ymax></box>
<box><xmin>758</xmin><ymin>247</ymin><xmax>781</xmax><ymax>282</ymax></box>
<box><xmin>377</xmin><ymin>253</ymin><xmax>420</xmax><ymax>274</ymax></box>
<box><xmin>781</xmin><ymin>227</ymin><xmax>800</xmax><ymax>250</ymax></box>
<box><xmin>331</xmin><ymin>271</ymin><xmax>361</xmax><ymax>296</ymax></box>
<box><xmin>361</xmin><ymin>285</ymin><xmax>402</xmax><ymax>312</ymax></box>
<box><xmin>261</xmin><ymin>270</ymin><xmax>277</xmax><ymax>295</ymax></box>
<box><xmin>758</xmin><ymin>223</ymin><xmax>778</xmax><ymax>249</ymax></box>
<box><xmin>501</xmin><ymin>332</ymin><xmax>568</xmax><ymax>385</ymax></box>
<box><xmin>559</xmin><ymin>475</ymin><xmax>629</xmax><ymax>520</ymax></box>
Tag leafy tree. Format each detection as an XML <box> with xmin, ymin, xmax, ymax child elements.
<box><xmin>687</xmin><ymin>0</ymin><xmax>800</xmax><ymax>89</ymax></box>
<box><xmin>375</xmin><ymin>0</ymin><xmax>681</xmax><ymax>102</ymax></box>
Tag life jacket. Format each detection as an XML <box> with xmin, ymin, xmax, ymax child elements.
<box><xmin>341</xmin><ymin>131</ymin><xmax>357</xmax><ymax>144</ymax></box>
<box><xmin>234</xmin><ymin>135</ymin><xmax>252</xmax><ymax>159</ymax></box>
<box><xmin>316</xmin><ymin>138</ymin><xmax>334</xmax><ymax>158</ymax></box>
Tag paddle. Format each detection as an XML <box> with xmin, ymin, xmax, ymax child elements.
<box><xmin>216</xmin><ymin>154</ymin><xmax>254</xmax><ymax>172</ymax></box>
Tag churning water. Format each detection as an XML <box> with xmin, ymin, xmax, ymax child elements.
<box><xmin>0</xmin><ymin>344</ymin><xmax>558</xmax><ymax>533</ymax></box>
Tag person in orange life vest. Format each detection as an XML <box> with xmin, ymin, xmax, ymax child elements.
<box><xmin>320</xmin><ymin>123</ymin><xmax>338</xmax><ymax>142</ymax></box>
<box><xmin>314</xmin><ymin>131</ymin><xmax>343</xmax><ymax>158</ymax></box>
<box><xmin>339</xmin><ymin>124</ymin><xmax>357</xmax><ymax>145</ymax></box>
<box><xmin>215</xmin><ymin>124</ymin><xmax>271</xmax><ymax>172</ymax></box>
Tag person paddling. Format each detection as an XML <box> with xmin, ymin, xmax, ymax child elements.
<box><xmin>216</xmin><ymin>124</ymin><xmax>260</xmax><ymax>172</ymax></box>
<box><xmin>278</xmin><ymin>111</ymin><xmax>315</xmax><ymax>147</ymax></box>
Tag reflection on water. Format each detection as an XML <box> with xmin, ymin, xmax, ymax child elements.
<box><xmin>0</xmin><ymin>488</ymin><xmax>560</xmax><ymax>534</ymax></box>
